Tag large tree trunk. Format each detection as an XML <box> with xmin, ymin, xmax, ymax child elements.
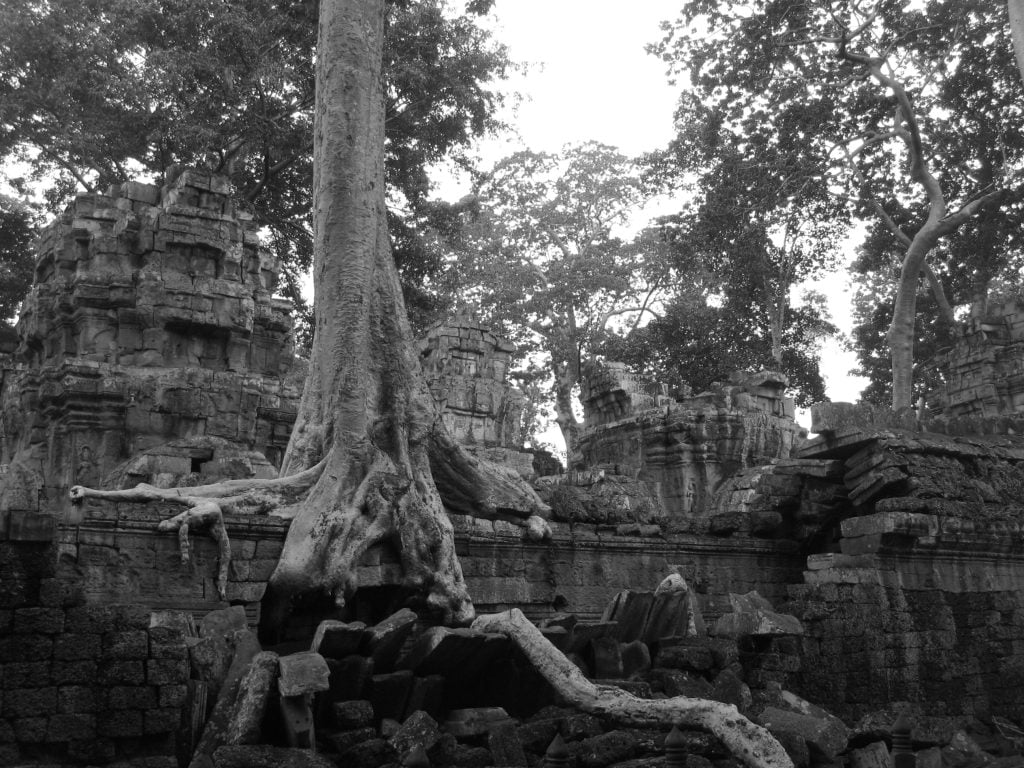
<box><xmin>268</xmin><ymin>0</ymin><xmax>549</xmax><ymax>623</ymax></box>
<box><xmin>553</xmin><ymin>360</ymin><xmax>583</xmax><ymax>470</ymax></box>
<box><xmin>268</xmin><ymin>0</ymin><xmax>474</xmax><ymax>623</ymax></box>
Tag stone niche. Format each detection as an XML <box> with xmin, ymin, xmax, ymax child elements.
<box><xmin>0</xmin><ymin>168</ymin><xmax>302</xmax><ymax>539</ymax></box>
<box><xmin>577</xmin><ymin>362</ymin><xmax>801</xmax><ymax>526</ymax></box>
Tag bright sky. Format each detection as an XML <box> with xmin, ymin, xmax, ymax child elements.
<box><xmin>469</xmin><ymin>1</ymin><xmax>867</xmax><ymax>422</ymax></box>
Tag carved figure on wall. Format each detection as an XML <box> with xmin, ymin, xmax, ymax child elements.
<box><xmin>75</xmin><ymin>445</ymin><xmax>99</xmax><ymax>487</ymax></box>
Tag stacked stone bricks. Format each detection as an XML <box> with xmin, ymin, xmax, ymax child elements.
<box><xmin>0</xmin><ymin>168</ymin><xmax>300</xmax><ymax>539</ymax></box>
<box><xmin>932</xmin><ymin>298</ymin><xmax>1024</xmax><ymax>417</ymax></box>
<box><xmin>419</xmin><ymin>315</ymin><xmax>533</xmax><ymax>475</ymax></box>
<box><xmin>0</xmin><ymin>601</ymin><xmax>189</xmax><ymax>765</ymax></box>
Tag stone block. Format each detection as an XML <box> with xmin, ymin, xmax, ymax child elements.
<box><xmin>850</xmin><ymin>741</ymin><xmax>891</xmax><ymax>768</ymax></box>
<box><xmin>224</xmin><ymin>650</ymin><xmax>278</xmax><ymax>745</ymax></box>
<box><xmin>364</xmin><ymin>608</ymin><xmax>418</xmax><ymax>672</ymax></box>
<box><xmin>103</xmin><ymin>629</ymin><xmax>149</xmax><ymax>659</ymax></box>
<box><xmin>758</xmin><ymin>706</ymin><xmax>848</xmax><ymax>761</ymax></box>
<box><xmin>311</xmin><ymin>619</ymin><xmax>366</xmax><ymax>659</ymax></box>
<box><xmin>324</xmin><ymin>655</ymin><xmax>374</xmax><ymax>704</ymax></box>
<box><xmin>148</xmin><ymin>657</ymin><xmax>190</xmax><ymax>685</ymax></box>
<box><xmin>444</xmin><ymin>706</ymin><xmax>514</xmax><ymax>738</ymax></box>
<box><xmin>97</xmin><ymin>708</ymin><xmax>144</xmax><ymax>738</ymax></box>
<box><xmin>52</xmin><ymin>660</ymin><xmax>97</xmax><ymax>685</ymax></box>
<box><xmin>389</xmin><ymin>710</ymin><xmax>441</xmax><ymax>758</ymax></box>
<box><xmin>3</xmin><ymin>661</ymin><xmax>51</xmax><ymax>688</ymax></box>
<box><xmin>278</xmin><ymin>651</ymin><xmax>330</xmax><ymax>697</ymax></box>
<box><xmin>12</xmin><ymin>716</ymin><xmax>48</xmax><ymax>742</ymax></box>
<box><xmin>200</xmin><ymin>605</ymin><xmax>248</xmax><ymax>638</ymax></box>
<box><xmin>404</xmin><ymin>674</ymin><xmax>444</xmax><ymax>721</ymax></box>
<box><xmin>58</xmin><ymin>685</ymin><xmax>100</xmax><ymax>714</ymax></box>
<box><xmin>53</xmin><ymin>632</ymin><xmax>101</xmax><ymax>661</ymax></box>
<box><xmin>587</xmin><ymin>636</ymin><xmax>624</xmax><ymax>679</ymax></box>
<box><xmin>98</xmin><ymin>660</ymin><xmax>145</xmax><ymax>685</ymax></box>
<box><xmin>620</xmin><ymin>640</ymin><xmax>651</xmax><ymax>679</ymax></box>
<box><xmin>144</xmin><ymin>706</ymin><xmax>182</xmax><ymax>735</ymax></box>
<box><xmin>279</xmin><ymin>694</ymin><xmax>314</xmax><ymax>748</ymax></box>
<box><xmin>334</xmin><ymin>699</ymin><xmax>374</xmax><ymax>729</ymax></box>
<box><xmin>655</xmin><ymin>638</ymin><xmax>714</xmax><ymax>673</ymax></box>
<box><xmin>105</xmin><ymin>685</ymin><xmax>158</xmax><ymax>710</ymax></box>
<box><xmin>0</xmin><ymin>635</ymin><xmax>52</xmax><ymax>662</ymax></box>
<box><xmin>46</xmin><ymin>712</ymin><xmax>96</xmax><ymax>741</ymax></box>
<box><xmin>13</xmin><ymin>607</ymin><xmax>64</xmax><ymax>634</ymax></box>
<box><xmin>337</xmin><ymin>737</ymin><xmax>397</xmax><ymax>768</ymax></box>
<box><xmin>488</xmin><ymin>719</ymin><xmax>528</xmax><ymax>767</ymax></box>
<box><xmin>370</xmin><ymin>670</ymin><xmax>414</xmax><ymax>722</ymax></box>
<box><xmin>3</xmin><ymin>687</ymin><xmax>57</xmax><ymax>718</ymax></box>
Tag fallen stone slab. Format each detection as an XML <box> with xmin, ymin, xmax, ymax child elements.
<box><xmin>200</xmin><ymin>606</ymin><xmax>248</xmax><ymax>639</ymax></box>
<box><xmin>758</xmin><ymin>706</ymin><xmax>848</xmax><ymax>761</ymax></box>
<box><xmin>364</xmin><ymin>608</ymin><xmax>418</xmax><ymax>672</ymax></box>
<box><xmin>311</xmin><ymin>620</ymin><xmax>366</xmax><ymax>659</ymax></box>
<box><xmin>712</xmin><ymin>591</ymin><xmax>804</xmax><ymax>638</ymax></box>
<box><xmin>601</xmin><ymin>591</ymin><xmax>654</xmax><ymax>643</ymax></box>
<box><xmin>224</xmin><ymin>650</ymin><xmax>279</xmax><ymax>745</ymax></box>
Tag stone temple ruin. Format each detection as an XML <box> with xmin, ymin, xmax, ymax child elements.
<box><xmin>4</xmin><ymin>173</ymin><xmax>1024</xmax><ymax>766</ymax></box>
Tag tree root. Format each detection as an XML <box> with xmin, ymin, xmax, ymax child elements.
<box><xmin>472</xmin><ymin>609</ymin><xmax>794</xmax><ymax>768</ymax></box>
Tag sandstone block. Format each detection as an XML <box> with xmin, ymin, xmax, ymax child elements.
<box><xmin>487</xmin><ymin>720</ymin><xmax>528</xmax><ymax>767</ymax></box>
<box><xmin>758</xmin><ymin>706</ymin><xmax>848</xmax><ymax>761</ymax></box>
<box><xmin>224</xmin><ymin>650</ymin><xmax>278</xmax><ymax>745</ymax></box>
<box><xmin>311</xmin><ymin>619</ymin><xmax>366</xmax><ymax>658</ymax></box>
<box><xmin>277</xmin><ymin>651</ymin><xmax>330</xmax><ymax>697</ymax></box>
<box><xmin>334</xmin><ymin>699</ymin><xmax>374</xmax><ymax>729</ymax></box>
<box><xmin>389</xmin><ymin>710</ymin><xmax>442</xmax><ymax>758</ymax></box>
<box><xmin>364</xmin><ymin>608</ymin><xmax>418</xmax><ymax>671</ymax></box>
<box><xmin>370</xmin><ymin>670</ymin><xmax>414</xmax><ymax>722</ymax></box>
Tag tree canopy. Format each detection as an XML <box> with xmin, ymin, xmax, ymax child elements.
<box><xmin>0</xmin><ymin>0</ymin><xmax>512</xmax><ymax>337</ymax></box>
<box><xmin>651</xmin><ymin>0</ymin><xmax>1024</xmax><ymax>408</ymax></box>
<box><xmin>452</xmin><ymin>142</ymin><xmax>667</xmax><ymax>462</ymax></box>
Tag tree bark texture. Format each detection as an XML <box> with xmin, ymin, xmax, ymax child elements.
<box><xmin>472</xmin><ymin>609</ymin><xmax>794</xmax><ymax>768</ymax></box>
<box><xmin>267</xmin><ymin>0</ymin><xmax>473</xmax><ymax>622</ymax></box>
<box><xmin>268</xmin><ymin>0</ymin><xmax>546</xmax><ymax>623</ymax></box>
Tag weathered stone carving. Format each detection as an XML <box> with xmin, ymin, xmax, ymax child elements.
<box><xmin>0</xmin><ymin>168</ymin><xmax>301</xmax><ymax>539</ymax></box>
<box><xmin>578</xmin><ymin>363</ymin><xmax>801</xmax><ymax>525</ymax></box>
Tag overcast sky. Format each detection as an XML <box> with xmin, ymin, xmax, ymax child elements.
<box><xmin>471</xmin><ymin>1</ymin><xmax>867</xmax><ymax>415</ymax></box>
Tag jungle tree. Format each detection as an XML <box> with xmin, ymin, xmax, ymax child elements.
<box><xmin>653</xmin><ymin>0</ymin><xmax>1024</xmax><ymax>409</ymax></box>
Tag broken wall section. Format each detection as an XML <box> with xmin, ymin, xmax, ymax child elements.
<box><xmin>577</xmin><ymin>364</ymin><xmax>801</xmax><ymax>525</ymax></box>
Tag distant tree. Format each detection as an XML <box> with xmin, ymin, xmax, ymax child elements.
<box><xmin>0</xmin><ymin>0</ymin><xmax>512</xmax><ymax>331</ymax></box>
<box><xmin>455</xmin><ymin>143</ymin><xmax>668</xmax><ymax>464</ymax></box>
<box><xmin>602</xmin><ymin>218</ymin><xmax>835</xmax><ymax>408</ymax></box>
<box><xmin>0</xmin><ymin>196</ymin><xmax>34</xmax><ymax>328</ymax></box>
<box><xmin>652</xmin><ymin>0</ymin><xmax>1024</xmax><ymax>409</ymax></box>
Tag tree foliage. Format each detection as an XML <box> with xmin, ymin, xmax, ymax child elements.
<box><xmin>453</xmin><ymin>142</ymin><xmax>667</xmax><ymax>462</ymax></box>
<box><xmin>0</xmin><ymin>0</ymin><xmax>512</xmax><ymax>334</ymax></box>
<box><xmin>651</xmin><ymin>0</ymin><xmax>1024</xmax><ymax>408</ymax></box>
<box><xmin>0</xmin><ymin>195</ymin><xmax>34</xmax><ymax>328</ymax></box>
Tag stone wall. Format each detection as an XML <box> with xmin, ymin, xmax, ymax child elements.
<box><xmin>0</xmin><ymin>168</ymin><xmax>301</xmax><ymax>541</ymax></box>
<box><xmin>0</xmin><ymin>539</ymin><xmax>190</xmax><ymax>765</ymax></box>
<box><xmin>788</xmin><ymin>528</ymin><xmax>1024</xmax><ymax>724</ymax></box>
<box><xmin>930</xmin><ymin>297</ymin><xmax>1024</xmax><ymax>417</ymax></box>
